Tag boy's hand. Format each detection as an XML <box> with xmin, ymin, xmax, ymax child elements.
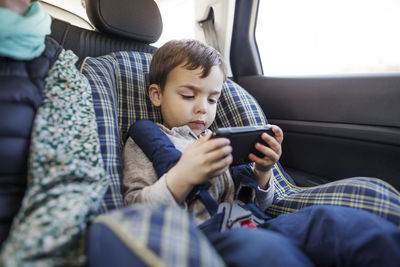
<box><xmin>166</xmin><ymin>132</ymin><xmax>232</xmax><ymax>203</ymax></box>
<box><xmin>248</xmin><ymin>125</ymin><xmax>283</xmax><ymax>189</ymax></box>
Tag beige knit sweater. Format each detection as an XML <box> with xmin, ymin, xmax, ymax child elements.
<box><xmin>122</xmin><ymin>123</ymin><xmax>274</xmax><ymax>225</ymax></box>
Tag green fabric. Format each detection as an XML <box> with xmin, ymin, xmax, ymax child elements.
<box><xmin>0</xmin><ymin>49</ymin><xmax>109</xmax><ymax>266</ymax></box>
<box><xmin>0</xmin><ymin>2</ymin><xmax>51</xmax><ymax>60</ymax></box>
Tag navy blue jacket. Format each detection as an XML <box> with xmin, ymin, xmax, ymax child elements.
<box><xmin>0</xmin><ymin>37</ymin><xmax>62</xmax><ymax>244</ymax></box>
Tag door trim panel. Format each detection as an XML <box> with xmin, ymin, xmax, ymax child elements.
<box><xmin>236</xmin><ymin>74</ymin><xmax>400</xmax><ymax>190</ymax></box>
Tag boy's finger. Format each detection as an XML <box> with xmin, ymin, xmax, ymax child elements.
<box><xmin>270</xmin><ymin>125</ymin><xmax>284</xmax><ymax>144</ymax></box>
<box><xmin>206</xmin><ymin>135</ymin><xmax>230</xmax><ymax>147</ymax></box>
<box><xmin>202</xmin><ymin>139</ymin><xmax>230</xmax><ymax>156</ymax></box>
<box><xmin>199</xmin><ymin>131</ymin><xmax>213</xmax><ymax>142</ymax></box>
<box><xmin>249</xmin><ymin>151</ymin><xmax>278</xmax><ymax>166</ymax></box>
<box><xmin>210</xmin><ymin>154</ymin><xmax>232</xmax><ymax>174</ymax></box>
<box><xmin>254</xmin><ymin>142</ymin><xmax>277</xmax><ymax>159</ymax></box>
<box><xmin>260</xmin><ymin>135</ymin><xmax>281</xmax><ymax>155</ymax></box>
<box><xmin>207</xmin><ymin>144</ymin><xmax>232</xmax><ymax>161</ymax></box>
<box><xmin>259</xmin><ymin>131</ymin><xmax>280</xmax><ymax>153</ymax></box>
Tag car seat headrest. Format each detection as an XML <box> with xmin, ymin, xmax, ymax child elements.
<box><xmin>85</xmin><ymin>0</ymin><xmax>163</xmax><ymax>43</ymax></box>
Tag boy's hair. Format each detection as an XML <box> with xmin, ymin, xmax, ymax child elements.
<box><xmin>149</xmin><ymin>39</ymin><xmax>227</xmax><ymax>90</ymax></box>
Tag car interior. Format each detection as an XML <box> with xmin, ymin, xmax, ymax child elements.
<box><xmin>1</xmin><ymin>0</ymin><xmax>399</xmax><ymax>264</ymax></box>
<box><xmin>42</xmin><ymin>0</ymin><xmax>400</xmax><ymax>190</ymax></box>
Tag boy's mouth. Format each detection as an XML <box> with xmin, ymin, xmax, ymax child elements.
<box><xmin>189</xmin><ymin>120</ymin><xmax>205</xmax><ymax>128</ymax></box>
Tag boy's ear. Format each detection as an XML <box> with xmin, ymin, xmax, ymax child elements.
<box><xmin>148</xmin><ymin>84</ymin><xmax>162</xmax><ymax>107</ymax></box>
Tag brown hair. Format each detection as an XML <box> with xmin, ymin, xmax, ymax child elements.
<box><xmin>149</xmin><ymin>39</ymin><xmax>227</xmax><ymax>90</ymax></box>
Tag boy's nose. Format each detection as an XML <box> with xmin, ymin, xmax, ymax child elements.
<box><xmin>194</xmin><ymin>99</ymin><xmax>207</xmax><ymax>114</ymax></box>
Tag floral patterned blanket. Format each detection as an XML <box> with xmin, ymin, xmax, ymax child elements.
<box><xmin>0</xmin><ymin>50</ymin><xmax>109</xmax><ymax>266</ymax></box>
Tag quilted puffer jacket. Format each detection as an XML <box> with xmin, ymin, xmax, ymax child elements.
<box><xmin>0</xmin><ymin>37</ymin><xmax>61</xmax><ymax>244</ymax></box>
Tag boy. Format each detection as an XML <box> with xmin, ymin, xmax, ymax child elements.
<box><xmin>124</xmin><ymin>39</ymin><xmax>279</xmax><ymax>223</ymax></box>
<box><xmin>123</xmin><ymin>39</ymin><xmax>400</xmax><ymax>266</ymax></box>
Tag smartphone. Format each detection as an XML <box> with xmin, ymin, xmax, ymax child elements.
<box><xmin>212</xmin><ymin>125</ymin><xmax>274</xmax><ymax>166</ymax></box>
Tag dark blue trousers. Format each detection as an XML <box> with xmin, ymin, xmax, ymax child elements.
<box><xmin>205</xmin><ymin>205</ymin><xmax>400</xmax><ymax>267</ymax></box>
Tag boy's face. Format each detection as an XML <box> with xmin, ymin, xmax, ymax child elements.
<box><xmin>149</xmin><ymin>64</ymin><xmax>224</xmax><ymax>136</ymax></box>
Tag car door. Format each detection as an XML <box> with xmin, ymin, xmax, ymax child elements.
<box><xmin>230</xmin><ymin>0</ymin><xmax>400</xmax><ymax>189</ymax></box>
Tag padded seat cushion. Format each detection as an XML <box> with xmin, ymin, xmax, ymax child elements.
<box><xmin>81</xmin><ymin>51</ymin><xmax>157</xmax><ymax>212</ymax></box>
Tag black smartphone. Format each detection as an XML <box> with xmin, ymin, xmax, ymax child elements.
<box><xmin>212</xmin><ymin>125</ymin><xmax>274</xmax><ymax>166</ymax></box>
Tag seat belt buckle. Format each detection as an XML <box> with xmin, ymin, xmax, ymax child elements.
<box><xmin>217</xmin><ymin>201</ymin><xmax>257</xmax><ymax>232</ymax></box>
<box><xmin>239</xmin><ymin>219</ymin><xmax>257</xmax><ymax>229</ymax></box>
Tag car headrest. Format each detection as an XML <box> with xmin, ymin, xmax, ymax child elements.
<box><xmin>85</xmin><ymin>0</ymin><xmax>163</xmax><ymax>43</ymax></box>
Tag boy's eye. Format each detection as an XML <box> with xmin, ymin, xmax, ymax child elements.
<box><xmin>208</xmin><ymin>98</ymin><xmax>218</xmax><ymax>104</ymax></box>
<box><xmin>182</xmin><ymin>95</ymin><xmax>194</xmax><ymax>99</ymax></box>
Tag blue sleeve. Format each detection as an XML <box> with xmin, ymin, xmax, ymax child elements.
<box><xmin>230</xmin><ymin>164</ymin><xmax>258</xmax><ymax>188</ymax></box>
<box><xmin>230</xmin><ymin>164</ymin><xmax>259</xmax><ymax>203</ymax></box>
<box><xmin>128</xmin><ymin>120</ymin><xmax>182</xmax><ymax>178</ymax></box>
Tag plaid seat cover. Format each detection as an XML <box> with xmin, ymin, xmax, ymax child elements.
<box><xmin>81</xmin><ymin>51</ymin><xmax>400</xmax><ymax>228</ymax></box>
<box><xmin>82</xmin><ymin>52</ymin><xmax>159</xmax><ymax>212</ymax></box>
<box><xmin>91</xmin><ymin>204</ymin><xmax>225</xmax><ymax>267</ymax></box>
<box><xmin>270</xmin><ymin>171</ymin><xmax>400</xmax><ymax>228</ymax></box>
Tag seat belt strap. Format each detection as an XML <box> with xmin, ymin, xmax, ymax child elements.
<box><xmin>199</xmin><ymin>8</ymin><xmax>221</xmax><ymax>53</ymax></box>
<box><xmin>186</xmin><ymin>181</ymin><xmax>219</xmax><ymax>216</ymax></box>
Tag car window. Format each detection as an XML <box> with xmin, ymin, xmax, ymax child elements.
<box><xmin>256</xmin><ymin>0</ymin><xmax>400</xmax><ymax>75</ymax></box>
<box><xmin>40</xmin><ymin>0</ymin><xmax>93</xmax><ymax>30</ymax></box>
<box><xmin>154</xmin><ymin>0</ymin><xmax>196</xmax><ymax>47</ymax></box>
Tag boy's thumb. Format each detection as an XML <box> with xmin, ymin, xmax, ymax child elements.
<box><xmin>199</xmin><ymin>132</ymin><xmax>212</xmax><ymax>142</ymax></box>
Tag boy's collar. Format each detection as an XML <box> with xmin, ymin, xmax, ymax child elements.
<box><xmin>157</xmin><ymin>123</ymin><xmax>211</xmax><ymax>139</ymax></box>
